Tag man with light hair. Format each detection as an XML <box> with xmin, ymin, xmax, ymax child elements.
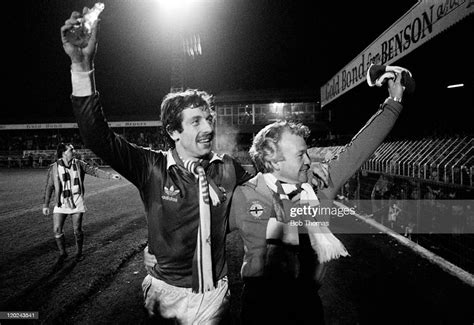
<box><xmin>229</xmin><ymin>73</ymin><xmax>405</xmax><ymax>324</ymax></box>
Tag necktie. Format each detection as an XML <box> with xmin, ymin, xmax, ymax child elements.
<box><xmin>184</xmin><ymin>160</ymin><xmax>215</xmax><ymax>293</ymax></box>
<box><xmin>281</xmin><ymin>182</ymin><xmax>302</xmax><ymax>200</ymax></box>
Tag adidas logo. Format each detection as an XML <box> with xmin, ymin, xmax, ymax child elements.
<box><xmin>162</xmin><ymin>185</ymin><xmax>180</xmax><ymax>202</ymax></box>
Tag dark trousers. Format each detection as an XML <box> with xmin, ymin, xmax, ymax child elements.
<box><xmin>240</xmin><ymin>276</ymin><xmax>324</xmax><ymax>325</ymax></box>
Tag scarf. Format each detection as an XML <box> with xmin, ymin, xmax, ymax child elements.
<box><xmin>57</xmin><ymin>159</ymin><xmax>81</xmax><ymax>209</ymax></box>
<box><xmin>263</xmin><ymin>173</ymin><xmax>349</xmax><ymax>264</ymax></box>
<box><xmin>172</xmin><ymin>150</ymin><xmax>225</xmax><ymax>206</ymax></box>
<box><xmin>183</xmin><ymin>159</ymin><xmax>215</xmax><ymax>293</ymax></box>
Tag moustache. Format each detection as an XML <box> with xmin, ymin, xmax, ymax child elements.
<box><xmin>196</xmin><ymin>132</ymin><xmax>214</xmax><ymax>142</ymax></box>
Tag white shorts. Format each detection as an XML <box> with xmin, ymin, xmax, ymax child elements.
<box><xmin>53</xmin><ymin>194</ymin><xmax>86</xmax><ymax>214</ymax></box>
<box><xmin>142</xmin><ymin>275</ymin><xmax>230</xmax><ymax>325</ymax></box>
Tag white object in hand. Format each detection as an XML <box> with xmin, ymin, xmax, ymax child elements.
<box><xmin>66</xmin><ymin>3</ymin><xmax>104</xmax><ymax>47</ymax></box>
<box><xmin>82</xmin><ymin>3</ymin><xmax>105</xmax><ymax>33</ymax></box>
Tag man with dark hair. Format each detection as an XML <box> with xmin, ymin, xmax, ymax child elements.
<box><xmin>229</xmin><ymin>73</ymin><xmax>405</xmax><ymax>324</ymax></box>
<box><xmin>61</xmin><ymin>9</ymin><xmax>252</xmax><ymax>324</ymax></box>
<box><xmin>160</xmin><ymin>90</ymin><xmax>214</xmax><ymax>146</ymax></box>
<box><xmin>42</xmin><ymin>143</ymin><xmax>120</xmax><ymax>263</ymax></box>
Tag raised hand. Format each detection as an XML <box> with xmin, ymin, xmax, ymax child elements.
<box><xmin>387</xmin><ymin>72</ymin><xmax>404</xmax><ymax>102</ymax></box>
<box><xmin>60</xmin><ymin>8</ymin><xmax>100</xmax><ymax>71</ymax></box>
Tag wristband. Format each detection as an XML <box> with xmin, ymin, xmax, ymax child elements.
<box><xmin>71</xmin><ymin>69</ymin><xmax>96</xmax><ymax>97</ymax></box>
<box><xmin>390</xmin><ymin>96</ymin><xmax>402</xmax><ymax>102</ymax></box>
<box><xmin>384</xmin><ymin>96</ymin><xmax>402</xmax><ymax>105</ymax></box>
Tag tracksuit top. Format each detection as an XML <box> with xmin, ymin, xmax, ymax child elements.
<box><xmin>229</xmin><ymin>98</ymin><xmax>403</xmax><ymax>278</ymax></box>
<box><xmin>71</xmin><ymin>93</ymin><xmax>252</xmax><ymax>288</ymax></box>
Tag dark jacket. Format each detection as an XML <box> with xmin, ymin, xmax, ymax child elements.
<box><xmin>71</xmin><ymin>93</ymin><xmax>252</xmax><ymax>288</ymax></box>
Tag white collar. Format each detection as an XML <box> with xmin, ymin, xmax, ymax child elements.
<box><xmin>262</xmin><ymin>173</ymin><xmax>299</xmax><ymax>194</ymax></box>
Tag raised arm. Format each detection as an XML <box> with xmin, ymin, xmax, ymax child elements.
<box><xmin>61</xmin><ymin>9</ymin><xmax>157</xmax><ymax>187</ymax></box>
<box><xmin>322</xmin><ymin>73</ymin><xmax>405</xmax><ymax>199</ymax></box>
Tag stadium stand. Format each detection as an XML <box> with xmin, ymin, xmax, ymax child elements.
<box><xmin>0</xmin><ymin>126</ymin><xmax>168</xmax><ymax>168</ymax></box>
<box><xmin>308</xmin><ymin>136</ymin><xmax>473</xmax><ymax>273</ymax></box>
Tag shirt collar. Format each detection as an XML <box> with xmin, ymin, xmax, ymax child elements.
<box><xmin>166</xmin><ymin>149</ymin><xmax>177</xmax><ymax>170</ymax></box>
<box><xmin>262</xmin><ymin>173</ymin><xmax>300</xmax><ymax>194</ymax></box>
<box><xmin>166</xmin><ymin>149</ymin><xmax>223</xmax><ymax>170</ymax></box>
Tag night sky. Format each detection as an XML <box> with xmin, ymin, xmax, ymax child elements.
<box><xmin>13</xmin><ymin>0</ymin><xmax>474</xmax><ymax>136</ymax></box>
